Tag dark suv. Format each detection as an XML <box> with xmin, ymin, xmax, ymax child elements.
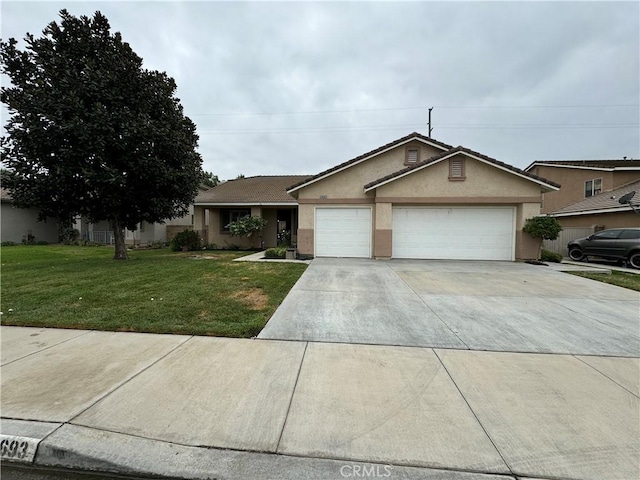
<box><xmin>568</xmin><ymin>228</ymin><xmax>640</xmax><ymax>269</ymax></box>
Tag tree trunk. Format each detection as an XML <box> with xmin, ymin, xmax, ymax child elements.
<box><xmin>110</xmin><ymin>220</ymin><xmax>129</xmax><ymax>260</ymax></box>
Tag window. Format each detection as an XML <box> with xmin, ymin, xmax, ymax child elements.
<box><xmin>405</xmin><ymin>147</ymin><xmax>419</xmax><ymax>164</ymax></box>
<box><xmin>584</xmin><ymin>178</ymin><xmax>602</xmax><ymax>197</ymax></box>
<box><xmin>220</xmin><ymin>208</ymin><xmax>251</xmax><ymax>233</ymax></box>
<box><xmin>449</xmin><ymin>158</ymin><xmax>465</xmax><ymax>180</ymax></box>
<box><xmin>592</xmin><ymin>229</ymin><xmax>622</xmax><ymax>240</ymax></box>
<box><xmin>619</xmin><ymin>229</ymin><xmax>640</xmax><ymax>239</ymax></box>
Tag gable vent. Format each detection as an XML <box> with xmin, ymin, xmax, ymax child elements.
<box><xmin>449</xmin><ymin>158</ymin><xmax>465</xmax><ymax>180</ymax></box>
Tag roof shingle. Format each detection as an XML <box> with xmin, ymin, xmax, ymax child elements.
<box><xmin>195</xmin><ymin>175</ymin><xmax>311</xmax><ymax>204</ymax></box>
<box><xmin>552</xmin><ymin>180</ymin><xmax>640</xmax><ymax>215</ymax></box>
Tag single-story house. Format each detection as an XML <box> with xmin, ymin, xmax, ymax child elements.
<box><xmin>195</xmin><ymin>132</ymin><xmax>560</xmax><ymax>260</ymax></box>
<box><xmin>1</xmin><ymin>188</ymin><xmax>60</xmax><ymax>244</ymax></box>
<box><xmin>194</xmin><ymin>175</ymin><xmax>311</xmax><ymax>249</ymax></box>
<box><xmin>550</xmin><ymin>179</ymin><xmax>640</xmax><ymax>229</ymax></box>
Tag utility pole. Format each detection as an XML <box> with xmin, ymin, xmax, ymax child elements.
<box><xmin>428</xmin><ymin>107</ymin><xmax>433</xmax><ymax>137</ymax></box>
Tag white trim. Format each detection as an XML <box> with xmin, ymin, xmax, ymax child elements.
<box><xmin>552</xmin><ymin>206</ymin><xmax>632</xmax><ymax>217</ymax></box>
<box><xmin>525</xmin><ymin>162</ymin><xmax>640</xmax><ymax>172</ymax></box>
<box><xmin>194</xmin><ymin>202</ymin><xmax>296</xmax><ymax>207</ymax></box>
<box><xmin>364</xmin><ymin>151</ymin><xmax>560</xmax><ymax>193</ymax></box>
<box><xmin>287</xmin><ymin>136</ymin><xmax>449</xmax><ymax>194</ymax></box>
<box><xmin>314</xmin><ymin>206</ymin><xmax>373</xmax><ymax>258</ymax></box>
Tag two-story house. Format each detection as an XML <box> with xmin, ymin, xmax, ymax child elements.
<box><xmin>525</xmin><ymin>159</ymin><xmax>640</xmax><ymax>229</ymax></box>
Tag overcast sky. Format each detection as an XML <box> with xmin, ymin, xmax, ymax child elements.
<box><xmin>2</xmin><ymin>1</ymin><xmax>639</xmax><ymax>180</ymax></box>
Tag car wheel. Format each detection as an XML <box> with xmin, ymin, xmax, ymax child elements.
<box><xmin>628</xmin><ymin>252</ymin><xmax>640</xmax><ymax>270</ymax></box>
<box><xmin>568</xmin><ymin>247</ymin><xmax>585</xmax><ymax>261</ymax></box>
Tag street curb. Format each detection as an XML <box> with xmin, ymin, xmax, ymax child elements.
<box><xmin>2</xmin><ymin>422</ymin><xmax>514</xmax><ymax>480</ymax></box>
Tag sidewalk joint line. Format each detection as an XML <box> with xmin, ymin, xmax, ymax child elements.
<box><xmin>573</xmin><ymin>355</ymin><xmax>640</xmax><ymax>399</ymax></box>
<box><xmin>275</xmin><ymin>341</ymin><xmax>308</xmax><ymax>453</ymax></box>
<box><xmin>433</xmin><ymin>349</ymin><xmax>514</xmax><ymax>476</ymax></box>
<box><xmin>0</xmin><ymin>329</ymin><xmax>93</xmax><ymax>367</ymax></box>
<box><xmin>66</xmin><ymin>335</ymin><xmax>195</xmax><ymax>423</ymax></box>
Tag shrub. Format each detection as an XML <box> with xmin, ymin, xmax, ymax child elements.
<box><xmin>36</xmin><ymin>241</ymin><xmax>49</xmax><ymax>245</ymax></box>
<box><xmin>59</xmin><ymin>226</ymin><xmax>80</xmax><ymax>244</ymax></box>
<box><xmin>227</xmin><ymin>215</ymin><xmax>267</xmax><ymax>238</ymax></box>
<box><xmin>541</xmin><ymin>249</ymin><xmax>562</xmax><ymax>263</ymax></box>
<box><xmin>264</xmin><ymin>247</ymin><xmax>286</xmax><ymax>259</ymax></box>
<box><xmin>1</xmin><ymin>241</ymin><xmax>17</xmax><ymax>246</ymax></box>
<box><xmin>523</xmin><ymin>216</ymin><xmax>562</xmax><ymax>240</ymax></box>
<box><xmin>170</xmin><ymin>229</ymin><xmax>202</xmax><ymax>252</ymax></box>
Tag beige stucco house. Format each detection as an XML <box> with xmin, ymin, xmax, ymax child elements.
<box><xmin>194</xmin><ymin>176</ymin><xmax>310</xmax><ymax>249</ymax></box>
<box><xmin>525</xmin><ymin>159</ymin><xmax>640</xmax><ymax>216</ymax></box>
<box><xmin>288</xmin><ymin>133</ymin><xmax>559</xmax><ymax>260</ymax></box>
<box><xmin>195</xmin><ymin>133</ymin><xmax>560</xmax><ymax>260</ymax></box>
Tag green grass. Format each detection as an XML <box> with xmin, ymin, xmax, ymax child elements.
<box><xmin>568</xmin><ymin>271</ymin><xmax>640</xmax><ymax>292</ymax></box>
<box><xmin>0</xmin><ymin>245</ymin><xmax>307</xmax><ymax>337</ymax></box>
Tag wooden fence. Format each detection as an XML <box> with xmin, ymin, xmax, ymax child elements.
<box><xmin>543</xmin><ymin>227</ymin><xmax>595</xmax><ymax>257</ymax></box>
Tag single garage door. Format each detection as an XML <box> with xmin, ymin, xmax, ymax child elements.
<box><xmin>392</xmin><ymin>207</ymin><xmax>515</xmax><ymax>260</ymax></box>
<box><xmin>315</xmin><ymin>207</ymin><xmax>372</xmax><ymax>258</ymax></box>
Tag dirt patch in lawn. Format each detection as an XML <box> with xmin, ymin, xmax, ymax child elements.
<box><xmin>232</xmin><ymin>288</ymin><xmax>268</xmax><ymax>310</ymax></box>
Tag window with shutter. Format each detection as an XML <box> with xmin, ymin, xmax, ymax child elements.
<box><xmin>449</xmin><ymin>158</ymin><xmax>465</xmax><ymax>180</ymax></box>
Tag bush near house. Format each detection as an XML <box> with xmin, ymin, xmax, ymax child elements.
<box><xmin>264</xmin><ymin>247</ymin><xmax>287</xmax><ymax>259</ymax></box>
<box><xmin>170</xmin><ymin>229</ymin><xmax>202</xmax><ymax>251</ymax></box>
<box><xmin>541</xmin><ymin>249</ymin><xmax>562</xmax><ymax>263</ymax></box>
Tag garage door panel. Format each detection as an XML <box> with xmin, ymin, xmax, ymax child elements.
<box><xmin>316</xmin><ymin>208</ymin><xmax>371</xmax><ymax>258</ymax></box>
<box><xmin>392</xmin><ymin>207</ymin><xmax>514</xmax><ymax>260</ymax></box>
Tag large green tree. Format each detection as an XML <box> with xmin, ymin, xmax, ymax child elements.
<box><xmin>1</xmin><ymin>10</ymin><xmax>203</xmax><ymax>259</ymax></box>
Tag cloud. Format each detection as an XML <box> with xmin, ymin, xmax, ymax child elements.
<box><xmin>2</xmin><ymin>1</ymin><xmax>638</xmax><ymax>179</ymax></box>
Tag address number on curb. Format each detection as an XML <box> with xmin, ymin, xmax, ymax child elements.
<box><xmin>0</xmin><ymin>435</ymin><xmax>39</xmax><ymax>463</ymax></box>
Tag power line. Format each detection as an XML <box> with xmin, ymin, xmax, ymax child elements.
<box><xmin>198</xmin><ymin>122</ymin><xmax>639</xmax><ymax>135</ymax></box>
<box><xmin>189</xmin><ymin>104</ymin><xmax>639</xmax><ymax>117</ymax></box>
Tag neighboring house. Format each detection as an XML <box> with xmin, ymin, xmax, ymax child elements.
<box><xmin>525</xmin><ymin>159</ymin><xmax>640</xmax><ymax>215</ymax></box>
<box><xmin>195</xmin><ymin>132</ymin><xmax>559</xmax><ymax>260</ymax></box>
<box><xmin>194</xmin><ymin>176</ymin><xmax>311</xmax><ymax>249</ymax></box>
<box><xmin>0</xmin><ymin>188</ymin><xmax>60</xmax><ymax>244</ymax></box>
<box><xmin>550</xmin><ymin>180</ymin><xmax>640</xmax><ymax>229</ymax></box>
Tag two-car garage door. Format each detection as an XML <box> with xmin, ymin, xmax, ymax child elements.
<box><xmin>314</xmin><ymin>206</ymin><xmax>515</xmax><ymax>260</ymax></box>
<box><xmin>392</xmin><ymin>207</ymin><xmax>515</xmax><ymax>260</ymax></box>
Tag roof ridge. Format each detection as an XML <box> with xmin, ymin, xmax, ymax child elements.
<box><xmin>364</xmin><ymin>145</ymin><xmax>560</xmax><ymax>190</ymax></box>
<box><xmin>287</xmin><ymin>132</ymin><xmax>453</xmax><ymax>192</ymax></box>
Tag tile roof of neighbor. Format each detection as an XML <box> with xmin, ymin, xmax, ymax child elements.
<box><xmin>195</xmin><ymin>175</ymin><xmax>312</xmax><ymax>204</ymax></box>
<box><xmin>525</xmin><ymin>159</ymin><xmax>640</xmax><ymax>171</ymax></box>
<box><xmin>552</xmin><ymin>179</ymin><xmax>640</xmax><ymax>216</ymax></box>
<box><xmin>287</xmin><ymin>132</ymin><xmax>453</xmax><ymax>192</ymax></box>
<box><xmin>364</xmin><ymin>146</ymin><xmax>561</xmax><ymax>191</ymax></box>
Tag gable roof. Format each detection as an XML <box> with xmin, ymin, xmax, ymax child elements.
<box><xmin>363</xmin><ymin>146</ymin><xmax>561</xmax><ymax>193</ymax></box>
<box><xmin>195</xmin><ymin>175</ymin><xmax>311</xmax><ymax>205</ymax></box>
<box><xmin>551</xmin><ymin>179</ymin><xmax>640</xmax><ymax>217</ymax></box>
<box><xmin>525</xmin><ymin>159</ymin><xmax>640</xmax><ymax>172</ymax></box>
<box><xmin>287</xmin><ymin>132</ymin><xmax>452</xmax><ymax>194</ymax></box>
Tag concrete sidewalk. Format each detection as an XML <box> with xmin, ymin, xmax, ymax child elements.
<box><xmin>1</xmin><ymin>326</ymin><xmax>638</xmax><ymax>480</ymax></box>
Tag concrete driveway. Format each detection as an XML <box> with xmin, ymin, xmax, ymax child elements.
<box><xmin>258</xmin><ymin>258</ymin><xmax>640</xmax><ymax>356</ymax></box>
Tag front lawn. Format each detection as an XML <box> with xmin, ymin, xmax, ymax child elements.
<box><xmin>0</xmin><ymin>245</ymin><xmax>307</xmax><ymax>337</ymax></box>
<box><xmin>568</xmin><ymin>271</ymin><xmax>640</xmax><ymax>292</ymax></box>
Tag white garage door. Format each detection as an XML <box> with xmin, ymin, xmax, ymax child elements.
<box><xmin>392</xmin><ymin>207</ymin><xmax>515</xmax><ymax>260</ymax></box>
<box><xmin>315</xmin><ymin>208</ymin><xmax>372</xmax><ymax>258</ymax></box>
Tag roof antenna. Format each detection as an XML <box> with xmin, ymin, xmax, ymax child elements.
<box><xmin>428</xmin><ymin>107</ymin><xmax>433</xmax><ymax>137</ymax></box>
